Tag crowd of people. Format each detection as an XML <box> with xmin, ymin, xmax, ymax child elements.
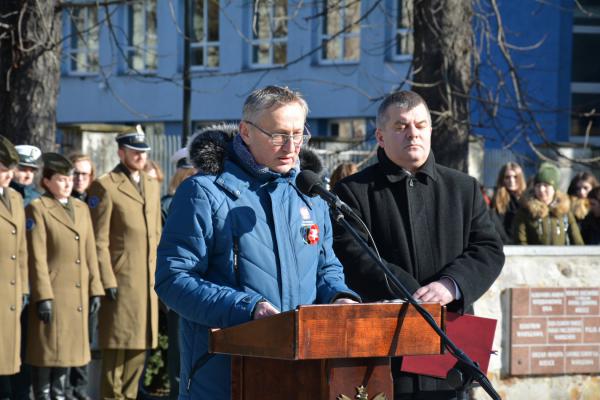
<box><xmin>0</xmin><ymin>85</ymin><xmax>595</xmax><ymax>400</ymax></box>
<box><xmin>489</xmin><ymin>161</ymin><xmax>600</xmax><ymax>245</ymax></box>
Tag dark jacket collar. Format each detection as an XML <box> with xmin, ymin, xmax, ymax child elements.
<box><xmin>377</xmin><ymin>147</ymin><xmax>437</xmax><ymax>183</ymax></box>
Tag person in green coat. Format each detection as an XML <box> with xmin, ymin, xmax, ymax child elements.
<box><xmin>513</xmin><ymin>163</ymin><xmax>584</xmax><ymax>245</ymax></box>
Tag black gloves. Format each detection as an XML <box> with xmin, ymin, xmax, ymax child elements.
<box><xmin>90</xmin><ymin>296</ymin><xmax>101</xmax><ymax>315</ymax></box>
<box><xmin>37</xmin><ymin>300</ymin><xmax>52</xmax><ymax>324</ymax></box>
<box><xmin>106</xmin><ymin>287</ymin><xmax>118</xmax><ymax>301</ymax></box>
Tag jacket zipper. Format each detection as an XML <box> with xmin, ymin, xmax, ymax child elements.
<box><xmin>233</xmin><ymin>236</ymin><xmax>240</xmax><ymax>286</ymax></box>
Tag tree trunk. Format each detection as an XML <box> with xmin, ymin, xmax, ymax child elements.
<box><xmin>0</xmin><ymin>0</ymin><xmax>61</xmax><ymax>150</ymax></box>
<box><xmin>412</xmin><ymin>0</ymin><xmax>473</xmax><ymax>172</ymax></box>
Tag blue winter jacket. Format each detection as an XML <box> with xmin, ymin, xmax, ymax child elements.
<box><xmin>155</xmin><ymin>127</ymin><xmax>358</xmax><ymax>399</ymax></box>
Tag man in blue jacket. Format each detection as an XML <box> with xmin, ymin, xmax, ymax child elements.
<box><xmin>155</xmin><ymin>85</ymin><xmax>359</xmax><ymax>399</ymax></box>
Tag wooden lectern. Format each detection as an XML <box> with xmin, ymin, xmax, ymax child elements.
<box><xmin>210</xmin><ymin>302</ymin><xmax>444</xmax><ymax>399</ymax></box>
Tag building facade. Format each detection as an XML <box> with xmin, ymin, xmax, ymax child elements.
<box><xmin>56</xmin><ymin>0</ymin><xmax>598</xmax><ymax>187</ymax></box>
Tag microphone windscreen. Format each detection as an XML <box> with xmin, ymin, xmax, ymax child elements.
<box><xmin>296</xmin><ymin>170</ymin><xmax>321</xmax><ymax>197</ymax></box>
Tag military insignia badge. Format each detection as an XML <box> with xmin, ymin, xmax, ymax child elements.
<box><xmin>88</xmin><ymin>195</ymin><xmax>100</xmax><ymax>209</ymax></box>
<box><xmin>26</xmin><ymin>218</ymin><xmax>35</xmax><ymax>231</ymax></box>
<box><xmin>301</xmin><ymin>223</ymin><xmax>320</xmax><ymax>245</ymax></box>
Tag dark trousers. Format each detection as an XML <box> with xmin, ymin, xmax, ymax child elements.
<box><xmin>32</xmin><ymin>367</ymin><xmax>68</xmax><ymax>400</ymax></box>
<box><xmin>167</xmin><ymin>310</ymin><xmax>180</xmax><ymax>399</ymax></box>
<box><xmin>0</xmin><ymin>305</ymin><xmax>32</xmax><ymax>400</ymax></box>
<box><xmin>66</xmin><ymin>312</ymin><xmax>96</xmax><ymax>400</ymax></box>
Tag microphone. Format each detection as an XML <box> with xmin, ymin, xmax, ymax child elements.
<box><xmin>296</xmin><ymin>170</ymin><xmax>356</xmax><ymax>217</ymax></box>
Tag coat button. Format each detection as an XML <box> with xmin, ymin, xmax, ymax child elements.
<box><xmin>76</xmin><ymin>283</ymin><xmax>81</xmax><ymax>288</ymax></box>
<box><xmin>10</xmin><ymin>305</ymin><xmax>15</xmax><ymax>311</ymax></box>
<box><xmin>10</xmin><ymin>255</ymin><xmax>16</xmax><ymax>260</ymax></box>
<box><xmin>75</xmin><ymin>235</ymin><xmax>80</xmax><ymax>240</ymax></box>
<box><xmin>11</xmin><ymin>229</ymin><xmax>16</xmax><ymax>235</ymax></box>
<box><xmin>77</xmin><ymin>306</ymin><xmax>83</xmax><ymax>312</ymax></box>
<box><xmin>75</xmin><ymin>259</ymin><xmax>81</xmax><ymax>264</ymax></box>
<box><xmin>10</xmin><ymin>280</ymin><xmax>15</xmax><ymax>285</ymax></box>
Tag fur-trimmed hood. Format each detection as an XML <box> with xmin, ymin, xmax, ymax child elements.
<box><xmin>187</xmin><ymin>123</ymin><xmax>237</xmax><ymax>175</ymax></box>
<box><xmin>570</xmin><ymin>196</ymin><xmax>589</xmax><ymax>221</ymax></box>
<box><xmin>187</xmin><ymin>123</ymin><xmax>324</xmax><ymax>176</ymax></box>
<box><xmin>521</xmin><ymin>189</ymin><xmax>571</xmax><ymax>219</ymax></box>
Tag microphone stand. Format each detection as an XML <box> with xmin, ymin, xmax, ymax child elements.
<box><xmin>330</xmin><ymin>208</ymin><xmax>501</xmax><ymax>400</ymax></box>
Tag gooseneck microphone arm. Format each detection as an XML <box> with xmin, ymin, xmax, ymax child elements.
<box><xmin>295</xmin><ymin>170</ymin><xmax>501</xmax><ymax>400</ymax></box>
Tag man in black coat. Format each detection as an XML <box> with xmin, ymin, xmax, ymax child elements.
<box><xmin>332</xmin><ymin>91</ymin><xmax>504</xmax><ymax>400</ymax></box>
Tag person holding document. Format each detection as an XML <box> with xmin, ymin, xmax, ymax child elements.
<box><xmin>155</xmin><ymin>85</ymin><xmax>359</xmax><ymax>399</ymax></box>
<box><xmin>331</xmin><ymin>90</ymin><xmax>504</xmax><ymax>399</ymax></box>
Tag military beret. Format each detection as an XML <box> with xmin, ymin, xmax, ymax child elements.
<box><xmin>116</xmin><ymin>124</ymin><xmax>151</xmax><ymax>151</ymax></box>
<box><xmin>535</xmin><ymin>162</ymin><xmax>560</xmax><ymax>190</ymax></box>
<box><xmin>15</xmin><ymin>144</ymin><xmax>42</xmax><ymax>169</ymax></box>
<box><xmin>0</xmin><ymin>136</ymin><xmax>20</xmax><ymax>168</ymax></box>
<box><xmin>42</xmin><ymin>153</ymin><xmax>74</xmax><ymax>176</ymax></box>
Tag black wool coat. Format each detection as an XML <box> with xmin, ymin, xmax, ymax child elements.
<box><xmin>332</xmin><ymin>149</ymin><xmax>504</xmax><ymax>314</ymax></box>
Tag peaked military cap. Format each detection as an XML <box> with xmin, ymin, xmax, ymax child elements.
<box><xmin>0</xmin><ymin>136</ymin><xmax>20</xmax><ymax>168</ymax></box>
<box><xmin>42</xmin><ymin>153</ymin><xmax>74</xmax><ymax>176</ymax></box>
<box><xmin>15</xmin><ymin>144</ymin><xmax>42</xmax><ymax>169</ymax></box>
<box><xmin>116</xmin><ymin>124</ymin><xmax>151</xmax><ymax>151</ymax></box>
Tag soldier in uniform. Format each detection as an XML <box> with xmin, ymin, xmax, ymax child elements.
<box><xmin>0</xmin><ymin>136</ymin><xmax>28</xmax><ymax>400</ymax></box>
<box><xmin>87</xmin><ymin>127</ymin><xmax>161</xmax><ymax>400</ymax></box>
<box><xmin>25</xmin><ymin>153</ymin><xmax>104</xmax><ymax>400</ymax></box>
<box><xmin>10</xmin><ymin>144</ymin><xmax>42</xmax><ymax>207</ymax></box>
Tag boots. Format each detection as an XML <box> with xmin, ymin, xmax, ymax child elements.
<box><xmin>32</xmin><ymin>367</ymin><xmax>68</xmax><ymax>400</ymax></box>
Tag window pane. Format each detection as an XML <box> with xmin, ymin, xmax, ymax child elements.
<box><xmin>253</xmin><ymin>43</ymin><xmax>270</xmax><ymax>64</ymax></box>
<box><xmin>572</xmin><ymin>33</ymin><xmax>600</xmax><ymax>82</ymax></box>
<box><xmin>147</xmin><ymin>1</ymin><xmax>158</xmax><ymax>49</ymax></box>
<box><xmin>345</xmin><ymin>1</ymin><xmax>360</xmax><ymax>33</ymax></box>
<box><xmin>343</xmin><ymin>36</ymin><xmax>359</xmax><ymax>61</ymax></box>
<box><xmin>273</xmin><ymin>42</ymin><xmax>286</xmax><ymax>64</ymax></box>
<box><xmin>131</xmin><ymin>3</ymin><xmax>145</xmax><ymax>47</ymax></box>
<box><xmin>192</xmin><ymin>47</ymin><xmax>204</xmax><ymax>66</ymax></box>
<box><xmin>129</xmin><ymin>50</ymin><xmax>144</xmax><ymax>70</ymax></box>
<box><xmin>273</xmin><ymin>0</ymin><xmax>287</xmax><ymax>38</ymax></box>
<box><xmin>88</xmin><ymin>9</ymin><xmax>99</xmax><ymax>52</ymax></box>
<box><xmin>574</xmin><ymin>1</ymin><xmax>600</xmax><ymax>25</ymax></box>
<box><xmin>71</xmin><ymin>9</ymin><xmax>83</xmax><ymax>49</ymax></box>
<box><xmin>254</xmin><ymin>1</ymin><xmax>270</xmax><ymax>39</ymax></box>
<box><xmin>325</xmin><ymin>38</ymin><xmax>341</xmax><ymax>59</ymax></box>
<box><xmin>325</xmin><ymin>3</ymin><xmax>341</xmax><ymax>36</ymax></box>
<box><xmin>193</xmin><ymin>0</ymin><xmax>205</xmax><ymax>42</ymax></box>
<box><xmin>571</xmin><ymin>93</ymin><xmax>600</xmax><ymax>136</ymax></box>
<box><xmin>208</xmin><ymin>0</ymin><xmax>219</xmax><ymax>41</ymax></box>
<box><xmin>207</xmin><ymin>46</ymin><xmax>219</xmax><ymax>67</ymax></box>
<box><xmin>396</xmin><ymin>31</ymin><xmax>413</xmax><ymax>55</ymax></box>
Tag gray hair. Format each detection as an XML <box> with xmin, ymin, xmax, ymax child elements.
<box><xmin>376</xmin><ymin>90</ymin><xmax>431</xmax><ymax>128</ymax></box>
<box><xmin>242</xmin><ymin>85</ymin><xmax>309</xmax><ymax>122</ymax></box>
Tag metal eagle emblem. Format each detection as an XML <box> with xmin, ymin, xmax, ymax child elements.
<box><xmin>337</xmin><ymin>385</ymin><xmax>388</xmax><ymax>400</ymax></box>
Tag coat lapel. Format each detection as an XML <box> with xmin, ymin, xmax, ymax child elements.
<box><xmin>0</xmin><ymin>190</ymin><xmax>15</xmax><ymax>226</ymax></box>
<box><xmin>114</xmin><ymin>171</ymin><xmax>144</xmax><ymax>204</ymax></box>
<box><xmin>42</xmin><ymin>196</ymin><xmax>79</xmax><ymax>234</ymax></box>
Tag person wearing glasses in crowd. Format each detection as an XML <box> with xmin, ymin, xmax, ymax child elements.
<box><xmin>69</xmin><ymin>153</ymin><xmax>96</xmax><ymax>202</ymax></box>
<box><xmin>155</xmin><ymin>85</ymin><xmax>360</xmax><ymax>399</ymax></box>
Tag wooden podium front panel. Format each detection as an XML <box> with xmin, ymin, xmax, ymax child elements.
<box><xmin>231</xmin><ymin>356</ymin><xmax>393</xmax><ymax>400</ymax></box>
<box><xmin>296</xmin><ymin>303</ymin><xmax>442</xmax><ymax>359</ymax></box>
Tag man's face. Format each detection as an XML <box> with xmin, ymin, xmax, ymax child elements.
<box><xmin>240</xmin><ymin>102</ymin><xmax>306</xmax><ymax>174</ymax></box>
<box><xmin>73</xmin><ymin>160</ymin><xmax>92</xmax><ymax>193</ymax></box>
<box><xmin>0</xmin><ymin>163</ymin><xmax>15</xmax><ymax>188</ymax></box>
<box><xmin>43</xmin><ymin>173</ymin><xmax>73</xmax><ymax>201</ymax></box>
<box><xmin>590</xmin><ymin>198</ymin><xmax>600</xmax><ymax>218</ymax></box>
<box><xmin>14</xmin><ymin>166</ymin><xmax>36</xmax><ymax>185</ymax></box>
<box><xmin>118</xmin><ymin>147</ymin><xmax>147</xmax><ymax>172</ymax></box>
<box><xmin>376</xmin><ymin>103</ymin><xmax>432</xmax><ymax>173</ymax></box>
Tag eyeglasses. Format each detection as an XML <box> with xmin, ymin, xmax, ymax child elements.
<box><xmin>243</xmin><ymin>120</ymin><xmax>311</xmax><ymax>147</ymax></box>
<box><xmin>74</xmin><ymin>171</ymin><xmax>90</xmax><ymax>177</ymax></box>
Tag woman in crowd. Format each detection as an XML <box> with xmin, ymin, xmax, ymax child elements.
<box><xmin>581</xmin><ymin>186</ymin><xmax>600</xmax><ymax>244</ymax></box>
<box><xmin>513</xmin><ymin>163</ymin><xmax>583</xmax><ymax>245</ymax></box>
<box><xmin>25</xmin><ymin>153</ymin><xmax>104</xmax><ymax>399</ymax></box>
<box><xmin>329</xmin><ymin>162</ymin><xmax>358</xmax><ymax>189</ymax></box>
<box><xmin>567</xmin><ymin>171</ymin><xmax>599</xmax><ymax>229</ymax></box>
<box><xmin>491</xmin><ymin>162</ymin><xmax>527</xmax><ymax>243</ymax></box>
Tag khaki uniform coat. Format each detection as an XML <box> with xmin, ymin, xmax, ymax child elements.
<box><xmin>25</xmin><ymin>196</ymin><xmax>104</xmax><ymax>367</ymax></box>
<box><xmin>0</xmin><ymin>188</ymin><xmax>28</xmax><ymax>375</ymax></box>
<box><xmin>87</xmin><ymin>166</ymin><xmax>161</xmax><ymax>350</ymax></box>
